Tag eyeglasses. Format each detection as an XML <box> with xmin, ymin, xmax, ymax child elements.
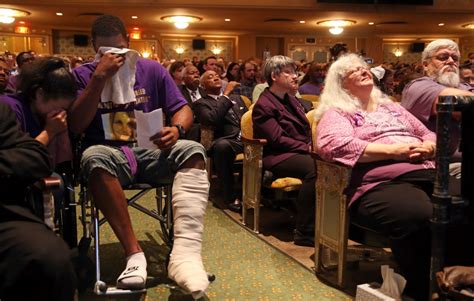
<box><xmin>433</xmin><ymin>53</ymin><xmax>460</xmax><ymax>63</ymax></box>
<box><xmin>280</xmin><ymin>69</ymin><xmax>297</xmax><ymax>76</ymax></box>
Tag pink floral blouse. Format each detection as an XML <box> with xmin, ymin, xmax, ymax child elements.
<box><xmin>316</xmin><ymin>103</ymin><xmax>436</xmax><ymax>206</ymax></box>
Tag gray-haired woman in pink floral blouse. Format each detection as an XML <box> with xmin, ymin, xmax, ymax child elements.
<box><xmin>315</xmin><ymin>54</ymin><xmax>436</xmax><ymax>301</ymax></box>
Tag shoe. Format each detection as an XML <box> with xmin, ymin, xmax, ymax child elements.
<box><xmin>294</xmin><ymin>229</ymin><xmax>315</xmax><ymax>247</ymax></box>
<box><xmin>227</xmin><ymin>200</ymin><xmax>242</xmax><ymax>213</ymax></box>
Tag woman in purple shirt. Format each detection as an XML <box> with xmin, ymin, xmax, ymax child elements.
<box><xmin>315</xmin><ymin>54</ymin><xmax>436</xmax><ymax>301</ymax></box>
<box><xmin>0</xmin><ymin>57</ymin><xmax>76</xmax><ymax>166</ymax></box>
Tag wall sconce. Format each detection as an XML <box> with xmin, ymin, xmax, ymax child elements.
<box><xmin>211</xmin><ymin>46</ymin><xmax>222</xmax><ymax>55</ymax></box>
<box><xmin>175</xmin><ymin>46</ymin><xmax>185</xmax><ymax>54</ymax></box>
<box><xmin>161</xmin><ymin>15</ymin><xmax>202</xmax><ymax>29</ymax></box>
<box><xmin>393</xmin><ymin>46</ymin><xmax>403</xmax><ymax>57</ymax></box>
<box><xmin>317</xmin><ymin>19</ymin><xmax>356</xmax><ymax>35</ymax></box>
<box><xmin>0</xmin><ymin>8</ymin><xmax>30</xmax><ymax>24</ymax></box>
<box><xmin>142</xmin><ymin>51</ymin><xmax>150</xmax><ymax>58</ymax></box>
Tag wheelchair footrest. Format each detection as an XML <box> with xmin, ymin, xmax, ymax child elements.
<box><xmin>93</xmin><ymin>281</ymin><xmax>146</xmax><ymax>295</ymax></box>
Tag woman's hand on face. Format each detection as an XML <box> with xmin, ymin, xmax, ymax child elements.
<box><xmin>45</xmin><ymin>110</ymin><xmax>68</xmax><ymax>137</ymax></box>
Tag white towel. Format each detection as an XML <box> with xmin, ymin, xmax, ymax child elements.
<box><xmin>95</xmin><ymin>47</ymin><xmax>140</xmax><ymax>105</ymax></box>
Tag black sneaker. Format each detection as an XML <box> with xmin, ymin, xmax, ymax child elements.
<box><xmin>294</xmin><ymin>229</ymin><xmax>315</xmax><ymax>247</ymax></box>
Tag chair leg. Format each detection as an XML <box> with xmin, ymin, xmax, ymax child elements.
<box><xmin>253</xmin><ymin>201</ymin><xmax>260</xmax><ymax>234</ymax></box>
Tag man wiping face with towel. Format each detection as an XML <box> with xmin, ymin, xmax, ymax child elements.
<box><xmin>70</xmin><ymin>15</ymin><xmax>211</xmax><ymax>298</ymax></box>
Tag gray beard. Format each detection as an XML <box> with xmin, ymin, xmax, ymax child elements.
<box><xmin>435</xmin><ymin>66</ymin><xmax>460</xmax><ymax>88</ymax></box>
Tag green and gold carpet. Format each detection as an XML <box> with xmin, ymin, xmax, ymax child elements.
<box><xmin>80</xmin><ymin>191</ymin><xmax>351</xmax><ymax>301</ymax></box>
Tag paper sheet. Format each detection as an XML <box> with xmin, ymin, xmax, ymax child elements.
<box><xmin>134</xmin><ymin>109</ymin><xmax>163</xmax><ymax>149</ymax></box>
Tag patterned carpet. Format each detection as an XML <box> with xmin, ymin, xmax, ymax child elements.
<box><xmin>79</xmin><ymin>190</ymin><xmax>351</xmax><ymax>301</ymax></box>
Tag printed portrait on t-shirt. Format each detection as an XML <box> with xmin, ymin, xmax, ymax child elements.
<box><xmin>102</xmin><ymin>111</ymin><xmax>136</xmax><ymax>141</ymax></box>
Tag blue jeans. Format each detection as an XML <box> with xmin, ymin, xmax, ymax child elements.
<box><xmin>80</xmin><ymin>140</ymin><xmax>206</xmax><ymax>186</ymax></box>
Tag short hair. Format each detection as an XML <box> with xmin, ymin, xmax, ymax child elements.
<box><xmin>422</xmin><ymin>39</ymin><xmax>459</xmax><ymax>62</ymax></box>
<box><xmin>16</xmin><ymin>51</ymin><xmax>34</xmax><ymax>68</ymax></box>
<box><xmin>91</xmin><ymin>15</ymin><xmax>128</xmax><ymax>41</ymax></box>
<box><xmin>315</xmin><ymin>54</ymin><xmax>391</xmax><ymax>121</ymax></box>
<box><xmin>169</xmin><ymin>61</ymin><xmax>185</xmax><ymax>77</ymax></box>
<box><xmin>18</xmin><ymin>57</ymin><xmax>78</xmax><ymax>102</ymax></box>
<box><xmin>203</xmin><ymin>56</ymin><xmax>217</xmax><ymax>66</ymax></box>
<box><xmin>262</xmin><ymin>55</ymin><xmax>296</xmax><ymax>86</ymax></box>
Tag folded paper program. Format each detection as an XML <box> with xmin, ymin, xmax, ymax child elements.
<box><xmin>135</xmin><ymin>109</ymin><xmax>163</xmax><ymax>149</ymax></box>
<box><xmin>96</xmin><ymin>47</ymin><xmax>140</xmax><ymax>105</ymax></box>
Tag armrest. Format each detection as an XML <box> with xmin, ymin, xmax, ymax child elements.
<box><xmin>34</xmin><ymin>176</ymin><xmax>61</xmax><ymax>192</ymax></box>
<box><xmin>314</xmin><ymin>155</ymin><xmax>352</xmax><ymax>194</ymax></box>
<box><xmin>241</xmin><ymin>136</ymin><xmax>267</xmax><ymax>145</ymax></box>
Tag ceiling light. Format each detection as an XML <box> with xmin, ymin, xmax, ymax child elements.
<box><xmin>462</xmin><ymin>23</ymin><xmax>474</xmax><ymax>29</ymax></box>
<box><xmin>329</xmin><ymin>27</ymin><xmax>344</xmax><ymax>35</ymax></box>
<box><xmin>317</xmin><ymin>19</ymin><xmax>356</xmax><ymax>35</ymax></box>
<box><xmin>368</xmin><ymin>22</ymin><xmax>375</xmax><ymax>25</ymax></box>
<box><xmin>56</xmin><ymin>12</ymin><xmax>63</xmax><ymax>16</ymax></box>
<box><xmin>225</xmin><ymin>18</ymin><xmax>231</xmax><ymax>22</ymax></box>
<box><xmin>161</xmin><ymin>15</ymin><xmax>202</xmax><ymax>30</ymax></box>
<box><xmin>299</xmin><ymin>20</ymin><xmax>306</xmax><ymax>24</ymax></box>
<box><xmin>0</xmin><ymin>8</ymin><xmax>30</xmax><ymax>24</ymax></box>
<box><xmin>438</xmin><ymin>23</ymin><xmax>445</xmax><ymax>26</ymax></box>
<box><xmin>133</xmin><ymin>27</ymin><xmax>139</xmax><ymax>30</ymax></box>
<box><xmin>131</xmin><ymin>16</ymin><xmax>138</xmax><ymax>19</ymax></box>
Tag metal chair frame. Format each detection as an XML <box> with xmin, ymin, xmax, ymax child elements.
<box><xmin>79</xmin><ymin>181</ymin><xmax>174</xmax><ymax>295</ymax></box>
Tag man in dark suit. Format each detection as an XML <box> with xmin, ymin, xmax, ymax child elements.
<box><xmin>179</xmin><ymin>65</ymin><xmax>205</xmax><ymax>141</ymax></box>
<box><xmin>0</xmin><ymin>103</ymin><xmax>76</xmax><ymax>301</ymax></box>
<box><xmin>194</xmin><ymin>71</ymin><xmax>246</xmax><ymax>212</ymax></box>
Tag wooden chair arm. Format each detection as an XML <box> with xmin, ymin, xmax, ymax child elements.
<box><xmin>241</xmin><ymin>136</ymin><xmax>267</xmax><ymax>145</ymax></box>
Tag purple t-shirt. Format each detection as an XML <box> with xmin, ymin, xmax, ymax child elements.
<box><xmin>401</xmin><ymin>76</ymin><xmax>472</xmax><ymax>155</ymax></box>
<box><xmin>73</xmin><ymin>58</ymin><xmax>187</xmax><ymax>146</ymax></box>
<box><xmin>317</xmin><ymin>103</ymin><xmax>436</xmax><ymax>206</ymax></box>
<box><xmin>0</xmin><ymin>93</ymin><xmax>41</xmax><ymax>136</ymax></box>
<box><xmin>298</xmin><ymin>82</ymin><xmax>322</xmax><ymax>96</ymax></box>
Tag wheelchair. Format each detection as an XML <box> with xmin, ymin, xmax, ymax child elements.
<box><xmin>69</xmin><ymin>138</ymin><xmax>214</xmax><ymax>296</ymax></box>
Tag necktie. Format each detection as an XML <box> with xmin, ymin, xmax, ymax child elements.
<box><xmin>190</xmin><ymin>90</ymin><xmax>197</xmax><ymax>102</ymax></box>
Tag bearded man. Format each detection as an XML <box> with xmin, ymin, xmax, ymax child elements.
<box><xmin>402</xmin><ymin>39</ymin><xmax>474</xmax><ymax>156</ymax></box>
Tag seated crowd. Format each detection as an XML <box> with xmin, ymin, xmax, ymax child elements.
<box><xmin>0</xmin><ymin>14</ymin><xmax>474</xmax><ymax>300</ymax></box>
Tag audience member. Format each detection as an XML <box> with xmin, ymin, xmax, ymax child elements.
<box><xmin>7</xmin><ymin>51</ymin><xmax>35</xmax><ymax>92</ymax></box>
<box><xmin>401</xmin><ymin>39</ymin><xmax>474</xmax><ymax>159</ymax></box>
<box><xmin>298</xmin><ymin>62</ymin><xmax>327</xmax><ymax>95</ymax></box>
<box><xmin>194</xmin><ymin>71</ymin><xmax>245</xmax><ymax>212</ymax></box>
<box><xmin>225</xmin><ymin>62</ymin><xmax>240</xmax><ymax>82</ymax></box>
<box><xmin>0</xmin><ymin>57</ymin><xmax>12</xmax><ymax>94</ymax></box>
<box><xmin>169</xmin><ymin>60</ymin><xmax>185</xmax><ymax>86</ymax></box>
<box><xmin>252</xmin><ymin>55</ymin><xmax>315</xmax><ymax>246</ymax></box>
<box><xmin>315</xmin><ymin>53</ymin><xmax>439</xmax><ymax>300</ymax></box>
<box><xmin>69</xmin><ymin>15</ymin><xmax>210</xmax><ymax>298</ymax></box>
<box><xmin>0</xmin><ymin>102</ymin><xmax>76</xmax><ymax>301</ymax></box>
<box><xmin>460</xmin><ymin>63</ymin><xmax>473</xmax><ymax>87</ymax></box>
<box><xmin>0</xmin><ymin>57</ymin><xmax>76</xmax><ymax>167</ymax></box>
<box><xmin>234</xmin><ymin>61</ymin><xmax>257</xmax><ymax>100</ymax></box>
<box><xmin>179</xmin><ymin>64</ymin><xmax>204</xmax><ymax>141</ymax></box>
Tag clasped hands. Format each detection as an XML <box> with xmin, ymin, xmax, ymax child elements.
<box><xmin>391</xmin><ymin>141</ymin><xmax>436</xmax><ymax>163</ymax></box>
